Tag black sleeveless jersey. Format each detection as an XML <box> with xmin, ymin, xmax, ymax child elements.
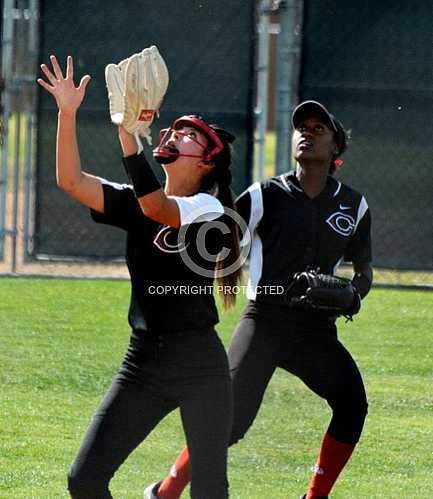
<box><xmin>91</xmin><ymin>180</ymin><xmax>225</xmax><ymax>332</ymax></box>
<box><xmin>236</xmin><ymin>171</ymin><xmax>372</xmax><ymax>305</ymax></box>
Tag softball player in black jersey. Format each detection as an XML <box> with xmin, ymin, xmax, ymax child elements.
<box><xmin>153</xmin><ymin>101</ymin><xmax>373</xmax><ymax>499</ymax></box>
<box><xmin>37</xmin><ymin>56</ymin><xmax>243</xmax><ymax>499</ymax></box>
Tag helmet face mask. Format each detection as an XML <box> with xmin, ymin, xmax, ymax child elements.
<box><xmin>152</xmin><ymin>128</ymin><xmax>181</xmax><ymax>164</ymax></box>
<box><xmin>153</xmin><ymin>115</ymin><xmax>226</xmax><ymax>165</ymax></box>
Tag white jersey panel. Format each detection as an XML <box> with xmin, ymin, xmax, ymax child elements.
<box><xmin>354</xmin><ymin>196</ymin><xmax>369</xmax><ymax>232</ymax></box>
<box><xmin>245</xmin><ymin>182</ymin><xmax>264</xmax><ymax>300</ymax></box>
<box><xmin>170</xmin><ymin>193</ymin><xmax>224</xmax><ymax>226</ymax></box>
<box><xmin>240</xmin><ymin>181</ymin><xmax>263</xmax><ymax>247</ymax></box>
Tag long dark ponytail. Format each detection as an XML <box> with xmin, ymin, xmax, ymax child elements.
<box><xmin>201</xmin><ymin>138</ymin><xmax>242</xmax><ymax>309</ymax></box>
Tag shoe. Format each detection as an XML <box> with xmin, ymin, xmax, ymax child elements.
<box><xmin>300</xmin><ymin>495</ymin><xmax>329</xmax><ymax>499</ymax></box>
<box><xmin>144</xmin><ymin>481</ymin><xmax>161</xmax><ymax>499</ymax></box>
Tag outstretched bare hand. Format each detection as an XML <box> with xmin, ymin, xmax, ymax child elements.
<box><xmin>37</xmin><ymin>55</ymin><xmax>91</xmax><ymax>115</ymax></box>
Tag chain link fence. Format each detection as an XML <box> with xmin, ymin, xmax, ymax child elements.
<box><xmin>1</xmin><ymin>0</ymin><xmax>432</xmax><ymax>286</ymax></box>
<box><xmin>1</xmin><ymin>0</ymin><xmax>255</xmax><ymax>277</ymax></box>
<box><xmin>35</xmin><ymin>0</ymin><xmax>255</xmax><ymax>260</ymax></box>
<box><xmin>295</xmin><ymin>0</ymin><xmax>432</xmax><ymax>286</ymax></box>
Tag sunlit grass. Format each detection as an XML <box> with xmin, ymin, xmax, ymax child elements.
<box><xmin>1</xmin><ymin>278</ymin><xmax>432</xmax><ymax>498</ymax></box>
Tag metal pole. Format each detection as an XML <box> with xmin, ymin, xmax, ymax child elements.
<box><xmin>0</xmin><ymin>0</ymin><xmax>15</xmax><ymax>262</ymax></box>
<box><xmin>275</xmin><ymin>0</ymin><xmax>298</xmax><ymax>174</ymax></box>
<box><xmin>23</xmin><ymin>0</ymin><xmax>39</xmax><ymax>260</ymax></box>
<box><xmin>11</xmin><ymin>111</ymin><xmax>21</xmax><ymax>273</ymax></box>
<box><xmin>254</xmin><ymin>0</ymin><xmax>271</xmax><ymax>181</ymax></box>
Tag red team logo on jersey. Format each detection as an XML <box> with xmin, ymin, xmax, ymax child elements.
<box><xmin>325</xmin><ymin>211</ymin><xmax>355</xmax><ymax>237</ymax></box>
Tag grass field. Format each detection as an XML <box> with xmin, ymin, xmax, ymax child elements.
<box><xmin>1</xmin><ymin>278</ymin><xmax>432</xmax><ymax>498</ymax></box>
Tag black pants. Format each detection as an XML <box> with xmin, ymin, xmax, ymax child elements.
<box><xmin>68</xmin><ymin>327</ymin><xmax>232</xmax><ymax>499</ymax></box>
<box><xmin>228</xmin><ymin>301</ymin><xmax>368</xmax><ymax>446</ymax></box>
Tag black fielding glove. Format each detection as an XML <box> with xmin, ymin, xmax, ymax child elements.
<box><xmin>285</xmin><ymin>270</ymin><xmax>361</xmax><ymax>320</ymax></box>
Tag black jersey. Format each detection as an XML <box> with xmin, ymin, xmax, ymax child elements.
<box><xmin>91</xmin><ymin>180</ymin><xmax>225</xmax><ymax>333</ymax></box>
<box><xmin>236</xmin><ymin>171</ymin><xmax>372</xmax><ymax>305</ymax></box>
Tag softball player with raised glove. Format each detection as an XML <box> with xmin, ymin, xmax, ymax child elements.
<box><xmin>37</xmin><ymin>52</ymin><xmax>242</xmax><ymax>499</ymax></box>
<box><xmin>148</xmin><ymin>101</ymin><xmax>372</xmax><ymax>499</ymax></box>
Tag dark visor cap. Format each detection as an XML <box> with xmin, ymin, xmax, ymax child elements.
<box><xmin>292</xmin><ymin>100</ymin><xmax>347</xmax><ymax>156</ymax></box>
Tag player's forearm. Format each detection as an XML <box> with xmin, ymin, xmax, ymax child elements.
<box><xmin>118</xmin><ymin>126</ymin><xmax>138</xmax><ymax>157</ymax></box>
<box><xmin>138</xmin><ymin>191</ymin><xmax>181</xmax><ymax>228</ymax></box>
<box><xmin>56</xmin><ymin>111</ymin><xmax>85</xmax><ymax>193</ymax></box>
<box><xmin>121</xmin><ymin>152</ymin><xmax>180</xmax><ymax>227</ymax></box>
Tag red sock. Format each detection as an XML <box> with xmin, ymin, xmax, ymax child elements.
<box><xmin>157</xmin><ymin>447</ymin><xmax>192</xmax><ymax>499</ymax></box>
<box><xmin>306</xmin><ymin>432</ymin><xmax>356</xmax><ymax>499</ymax></box>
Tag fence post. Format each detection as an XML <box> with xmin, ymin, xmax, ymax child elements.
<box><xmin>23</xmin><ymin>0</ymin><xmax>40</xmax><ymax>261</ymax></box>
<box><xmin>254</xmin><ymin>0</ymin><xmax>272</xmax><ymax>181</ymax></box>
<box><xmin>275</xmin><ymin>0</ymin><xmax>302</xmax><ymax>175</ymax></box>
<box><xmin>0</xmin><ymin>0</ymin><xmax>15</xmax><ymax>263</ymax></box>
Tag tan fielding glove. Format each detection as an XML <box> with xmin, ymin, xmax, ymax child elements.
<box><xmin>105</xmin><ymin>46</ymin><xmax>169</xmax><ymax>143</ymax></box>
